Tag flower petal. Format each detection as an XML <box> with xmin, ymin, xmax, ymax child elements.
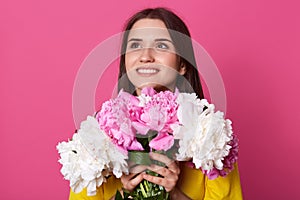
<box><xmin>149</xmin><ymin>132</ymin><xmax>174</xmax><ymax>151</ymax></box>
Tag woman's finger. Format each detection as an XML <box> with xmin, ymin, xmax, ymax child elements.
<box><xmin>149</xmin><ymin>152</ymin><xmax>180</xmax><ymax>174</ymax></box>
<box><xmin>127</xmin><ymin>173</ymin><xmax>145</xmax><ymax>190</ymax></box>
<box><xmin>129</xmin><ymin>164</ymin><xmax>148</xmax><ymax>173</ymax></box>
<box><xmin>121</xmin><ymin>172</ymin><xmax>145</xmax><ymax>191</ymax></box>
<box><xmin>142</xmin><ymin>173</ymin><xmax>176</xmax><ymax>192</ymax></box>
<box><xmin>147</xmin><ymin>164</ymin><xmax>172</xmax><ymax>177</ymax></box>
<box><xmin>166</xmin><ymin>161</ymin><xmax>180</xmax><ymax>174</ymax></box>
<box><xmin>149</xmin><ymin>152</ymin><xmax>173</xmax><ymax>165</ymax></box>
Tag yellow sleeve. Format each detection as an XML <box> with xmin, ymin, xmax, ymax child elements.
<box><xmin>69</xmin><ymin>176</ymin><xmax>122</xmax><ymax>200</ymax></box>
<box><xmin>204</xmin><ymin>163</ymin><xmax>243</xmax><ymax>200</ymax></box>
<box><xmin>178</xmin><ymin>162</ymin><xmax>243</xmax><ymax>200</ymax></box>
<box><xmin>177</xmin><ymin>162</ymin><xmax>206</xmax><ymax>200</ymax></box>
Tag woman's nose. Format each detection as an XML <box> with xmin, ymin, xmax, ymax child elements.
<box><xmin>139</xmin><ymin>47</ymin><xmax>155</xmax><ymax>63</ymax></box>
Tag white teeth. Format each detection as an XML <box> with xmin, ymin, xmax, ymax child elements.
<box><xmin>137</xmin><ymin>68</ymin><xmax>159</xmax><ymax>74</ymax></box>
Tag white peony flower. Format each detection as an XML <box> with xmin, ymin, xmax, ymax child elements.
<box><xmin>57</xmin><ymin>116</ymin><xmax>128</xmax><ymax>196</ymax></box>
<box><xmin>174</xmin><ymin>93</ymin><xmax>233</xmax><ymax>172</ymax></box>
<box><xmin>57</xmin><ymin>133</ymin><xmax>102</xmax><ymax>196</ymax></box>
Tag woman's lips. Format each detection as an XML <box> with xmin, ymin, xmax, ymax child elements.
<box><xmin>136</xmin><ymin>68</ymin><xmax>159</xmax><ymax>76</ymax></box>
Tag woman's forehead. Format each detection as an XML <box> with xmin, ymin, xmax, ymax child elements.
<box><xmin>132</xmin><ymin>18</ymin><xmax>166</xmax><ymax>29</ymax></box>
<box><xmin>128</xmin><ymin>19</ymin><xmax>171</xmax><ymax>40</ymax></box>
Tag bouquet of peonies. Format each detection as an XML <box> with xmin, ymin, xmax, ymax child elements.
<box><xmin>56</xmin><ymin>87</ymin><xmax>238</xmax><ymax>199</ymax></box>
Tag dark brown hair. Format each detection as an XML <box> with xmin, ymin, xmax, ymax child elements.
<box><xmin>117</xmin><ymin>7</ymin><xmax>204</xmax><ymax>99</ymax></box>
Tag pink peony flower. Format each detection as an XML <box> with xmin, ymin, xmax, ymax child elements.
<box><xmin>131</xmin><ymin>88</ymin><xmax>179</xmax><ymax>137</ymax></box>
<box><xmin>96</xmin><ymin>90</ymin><xmax>143</xmax><ymax>153</ymax></box>
<box><xmin>149</xmin><ymin>132</ymin><xmax>174</xmax><ymax>151</ymax></box>
<box><xmin>96</xmin><ymin>88</ymin><xmax>179</xmax><ymax>153</ymax></box>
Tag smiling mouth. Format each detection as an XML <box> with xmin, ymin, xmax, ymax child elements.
<box><xmin>136</xmin><ymin>68</ymin><xmax>159</xmax><ymax>75</ymax></box>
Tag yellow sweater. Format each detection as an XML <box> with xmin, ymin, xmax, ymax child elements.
<box><xmin>69</xmin><ymin>163</ymin><xmax>243</xmax><ymax>200</ymax></box>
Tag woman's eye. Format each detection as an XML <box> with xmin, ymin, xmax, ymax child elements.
<box><xmin>156</xmin><ymin>43</ymin><xmax>169</xmax><ymax>49</ymax></box>
<box><xmin>129</xmin><ymin>42</ymin><xmax>142</xmax><ymax>49</ymax></box>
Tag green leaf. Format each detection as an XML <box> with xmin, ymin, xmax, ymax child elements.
<box><xmin>128</xmin><ymin>151</ymin><xmax>152</xmax><ymax>165</ymax></box>
<box><xmin>123</xmin><ymin>190</ymin><xmax>130</xmax><ymax>199</ymax></box>
<box><xmin>124</xmin><ymin>192</ymin><xmax>131</xmax><ymax>199</ymax></box>
<box><xmin>165</xmin><ymin>139</ymin><xmax>179</xmax><ymax>159</ymax></box>
<box><xmin>115</xmin><ymin>190</ymin><xmax>123</xmax><ymax>200</ymax></box>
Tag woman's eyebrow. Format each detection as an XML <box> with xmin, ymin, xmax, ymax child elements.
<box><xmin>154</xmin><ymin>38</ymin><xmax>173</xmax><ymax>43</ymax></box>
<box><xmin>127</xmin><ymin>38</ymin><xmax>173</xmax><ymax>43</ymax></box>
<box><xmin>128</xmin><ymin>38</ymin><xmax>142</xmax><ymax>42</ymax></box>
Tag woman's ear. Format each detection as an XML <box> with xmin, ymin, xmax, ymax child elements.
<box><xmin>179</xmin><ymin>62</ymin><xmax>186</xmax><ymax>75</ymax></box>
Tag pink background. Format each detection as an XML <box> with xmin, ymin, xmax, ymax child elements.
<box><xmin>1</xmin><ymin>0</ymin><xmax>299</xmax><ymax>199</ymax></box>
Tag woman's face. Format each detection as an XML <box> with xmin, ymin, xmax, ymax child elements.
<box><xmin>125</xmin><ymin>18</ymin><xmax>186</xmax><ymax>95</ymax></box>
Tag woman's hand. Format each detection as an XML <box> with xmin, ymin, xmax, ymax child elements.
<box><xmin>142</xmin><ymin>152</ymin><xmax>180</xmax><ymax>192</ymax></box>
<box><xmin>120</xmin><ymin>153</ymin><xmax>190</xmax><ymax>199</ymax></box>
<box><xmin>120</xmin><ymin>164</ymin><xmax>147</xmax><ymax>191</ymax></box>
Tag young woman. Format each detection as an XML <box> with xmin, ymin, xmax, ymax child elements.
<box><xmin>69</xmin><ymin>7</ymin><xmax>243</xmax><ymax>200</ymax></box>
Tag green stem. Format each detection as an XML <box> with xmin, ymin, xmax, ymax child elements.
<box><xmin>144</xmin><ymin>180</ymin><xmax>150</xmax><ymax>193</ymax></box>
<box><xmin>140</xmin><ymin>181</ymin><xmax>147</xmax><ymax>197</ymax></box>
